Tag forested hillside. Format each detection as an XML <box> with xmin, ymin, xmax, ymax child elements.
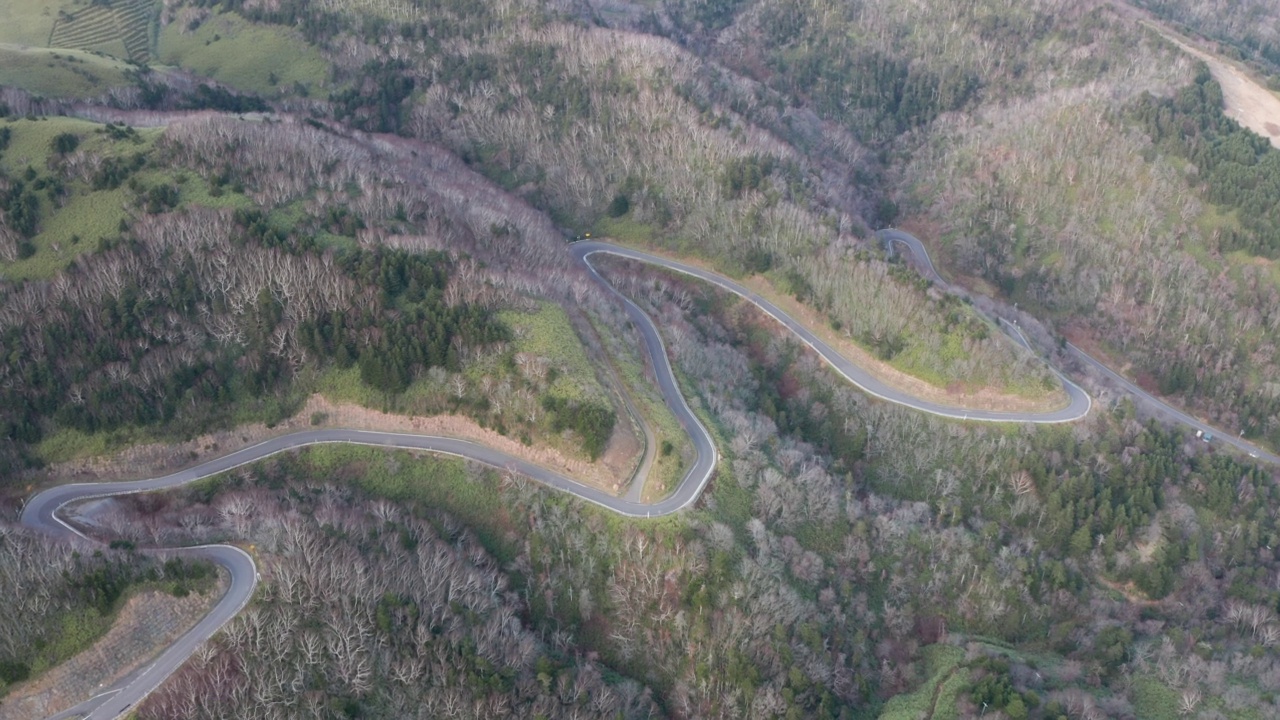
<box><xmin>136</xmin><ymin>0</ymin><xmax>1055</xmax><ymax>401</ymax></box>
<box><xmin>71</xmin><ymin>255</ymin><xmax>1280</xmax><ymax>719</ymax></box>
<box><xmin>4</xmin><ymin>0</ymin><xmax>1280</xmax><ymax>718</ymax></box>
<box><xmin>906</xmin><ymin>52</ymin><xmax>1280</xmax><ymax>451</ymax></box>
<box><xmin>1133</xmin><ymin>0</ymin><xmax>1280</xmax><ymax>78</ymax></box>
<box><xmin>0</xmin><ymin>114</ymin><xmax>626</xmax><ymax>477</ymax></box>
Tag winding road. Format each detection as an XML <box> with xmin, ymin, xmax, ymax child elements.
<box><xmin>574</xmin><ymin>242</ymin><xmax>1091</xmax><ymax>424</ymax></box>
<box><xmin>19</xmin><ymin>235</ymin><xmax>1269</xmax><ymax>718</ymax></box>
<box><xmin>881</xmin><ymin>228</ymin><xmax>1280</xmax><ymax>465</ymax></box>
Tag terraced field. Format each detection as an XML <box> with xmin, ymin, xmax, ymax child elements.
<box><xmin>48</xmin><ymin>0</ymin><xmax>155</xmax><ymax>63</ymax></box>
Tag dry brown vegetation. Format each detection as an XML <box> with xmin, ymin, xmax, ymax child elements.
<box><xmin>905</xmin><ymin>27</ymin><xmax>1280</xmax><ymax>448</ymax></box>
<box><xmin>0</xmin><ymin>583</ymin><xmax>222</xmax><ymax>720</ymax></box>
<box><xmin>9</xmin><ymin>0</ymin><xmax>1280</xmax><ymax>716</ymax></box>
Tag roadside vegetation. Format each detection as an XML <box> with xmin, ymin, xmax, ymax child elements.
<box><xmin>0</xmin><ymin>528</ymin><xmax>213</xmax><ymax>696</ymax></box>
<box><xmin>6</xmin><ymin>0</ymin><xmax>1280</xmax><ymax>717</ymax></box>
<box><xmin>0</xmin><ymin>114</ymin><xmax>630</xmax><ymax>478</ymax></box>
<box><xmin>908</xmin><ymin>58</ymin><xmax>1280</xmax><ymax>451</ymax></box>
<box><xmin>597</xmin><ymin>319</ymin><xmax>693</xmax><ymax>501</ymax></box>
<box><xmin>150</xmin><ymin>0</ymin><xmax>1053</xmax><ymax>400</ymax></box>
<box><xmin>69</xmin><ymin>252</ymin><xmax>1280</xmax><ymax>718</ymax></box>
<box><xmin>77</xmin><ymin>460</ymin><xmax>663</xmax><ymax>719</ymax></box>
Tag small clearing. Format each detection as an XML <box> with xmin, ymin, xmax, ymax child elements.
<box><xmin>1162</xmin><ymin>33</ymin><xmax>1280</xmax><ymax>148</ymax></box>
<box><xmin>1119</xmin><ymin>2</ymin><xmax>1280</xmax><ymax>148</ymax></box>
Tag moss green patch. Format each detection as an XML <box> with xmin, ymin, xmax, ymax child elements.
<box><xmin>1</xmin><ymin>116</ymin><xmax>154</xmax><ymax>172</ymax></box>
<box><xmin>314</xmin><ymin>365</ymin><xmax>389</xmax><ymax>408</ymax></box>
<box><xmin>157</xmin><ymin>11</ymin><xmax>329</xmax><ymax>96</ymax></box>
<box><xmin>0</xmin><ymin>117</ymin><xmax>256</xmax><ymax>280</ymax></box>
<box><xmin>0</xmin><ymin>0</ymin><xmax>81</xmax><ymax>48</ymax></box>
<box><xmin>878</xmin><ymin>645</ymin><xmax>966</xmax><ymax>720</ymax></box>
<box><xmin>0</xmin><ymin>45</ymin><xmax>134</xmax><ymax>98</ymax></box>
<box><xmin>500</xmin><ymin>302</ymin><xmax>607</xmax><ymax>404</ymax></box>
<box><xmin>3</xmin><ymin>186</ymin><xmax>132</xmax><ymax>280</ymax></box>
<box><xmin>295</xmin><ymin>445</ymin><xmax>517</xmax><ymax>562</ymax></box>
<box><xmin>159</xmin><ymin>170</ymin><xmax>254</xmax><ymax>211</ymax></box>
<box><xmin>582</xmin><ymin>304</ymin><xmax>690</xmax><ymax>500</ymax></box>
<box><xmin>1130</xmin><ymin>675</ymin><xmax>1182</xmax><ymax>720</ymax></box>
<box><xmin>594</xmin><ymin>215</ymin><xmax>655</xmax><ymax>245</ymax></box>
<box><xmin>313</xmin><ymin>230</ymin><xmax>359</xmax><ymax>252</ymax></box>
<box><xmin>28</xmin><ymin>606</ymin><xmax>114</xmax><ymax>675</ymax></box>
<box><xmin>33</xmin><ymin>426</ymin><xmax>147</xmax><ymax>464</ymax></box>
<box><xmin>617</xmin><ymin>343</ymin><xmax>689</xmax><ymax>501</ymax></box>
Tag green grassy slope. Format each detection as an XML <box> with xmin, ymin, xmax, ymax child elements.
<box><xmin>0</xmin><ymin>45</ymin><xmax>134</xmax><ymax>98</ymax></box>
<box><xmin>0</xmin><ymin>0</ymin><xmax>154</xmax><ymax>97</ymax></box>
<box><xmin>0</xmin><ymin>0</ymin><xmax>156</xmax><ymax>61</ymax></box>
<box><xmin>156</xmin><ymin>11</ymin><xmax>328</xmax><ymax>96</ymax></box>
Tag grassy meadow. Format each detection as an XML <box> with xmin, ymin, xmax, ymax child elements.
<box><xmin>156</xmin><ymin>11</ymin><xmax>329</xmax><ymax>96</ymax></box>
<box><xmin>877</xmin><ymin>645</ymin><xmax>966</xmax><ymax>720</ymax></box>
<box><xmin>0</xmin><ymin>117</ymin><xmax>260</xmax><ymax>281</ymax></box>
<box><xmin>499</xmin><ymin>302</ymin><xmax>608</xmax><ymax>404</ymax></box>
<box><xmin>0</xmin><ymin>45</ymin><xmax>134</xmax><ymax>98</ymax></box>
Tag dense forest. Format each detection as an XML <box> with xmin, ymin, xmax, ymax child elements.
<box><xmin>4</xmin><ymin>0</ymin><xmax>1280</xmax><ymax>717</ymax></box>
<box><xmin>1131</xmin><ymin>67</ymin><xmax>1280</xmax><ymax>257</ymax></box>
<box><xmin>0</xmin><ymin>211</ymin><xmax>505</xmax><ymax>472</ymax></box>
<box><xmin>71</xmin><ymin>254</ymin><xmax>1280</xmax><ymax>719</ymax></box>
<box><xmin>144</xmin><ymin>0</ymin><xmax>1059</xmax><ymax>399</ymax></box>
<box><xmin>1134</xmin><ymin>0</ymin><xmax>1280</xmax><ymax>78</ymax></box>
<box><xmin>0</xmin><ymin>114</ymin><xmax>626</xmax><ymax>477</ymax></box>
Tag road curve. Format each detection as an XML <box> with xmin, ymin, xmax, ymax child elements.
<box><xmin>879</xmin><ymin>229</ymin><xmax>946</xmax><ymax>285</ymax></box>
<box><xmin>22</xmin><ymin>237</ymin><xmax>1091</xmax><ymax>718</ymax></box>
<box><xmin>574</xmin><ymin>242</ymin><xmax>1091</xmax><ymax>424</ymax></box>
<box><xmin>879</xmin><ymin>228</ymin><xmax>1280</xmax><ymax>466</ymax></box>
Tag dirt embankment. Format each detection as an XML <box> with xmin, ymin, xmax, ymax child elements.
<box><xmin>39</xmin><ymin>395</ymin><xmax>635</xmax><ymax>496</ymax></box>
<box><xmin>1163</xmin><ymin>33</ymin><xmax>1280</xmax><ymax>148</ymax></box>
<box><xmin>1114</xmin><ymin>1</ymin><xmax>1280</xmax><ymax>148</ymax></box>
<box><xmin>0</xmin><ymin>581</ymin><xmax>223</xmax><ymax>720</ymax></box>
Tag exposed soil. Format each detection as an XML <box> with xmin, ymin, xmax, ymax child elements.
<box><xmin>1114</xmin><ymin>1</ymin><xmax>1280</xmax><ymax>148</ymax></box>
<box><xmin>1166</xmin><ymin>35</ymin><xmax>1280</xmax><ymax>148</ymax></box>
<box><xmin>38</xmin><ymin>395</ymin><xmax>633</xmax><ymax>497</ymax></box>
<box><xmin>0</xmin><ymin>581</ymin><xmax>224</xmax><ymax>720</ymax></box>
<box><xmin>595</xmin><ymin>239</ymin><xmax>1069</xmax><ymax>415</ymax></box>
<box><xmin>737</xmin><ymin>275</ymin><xmax>1070</xmax><ymax>414</ymax></box>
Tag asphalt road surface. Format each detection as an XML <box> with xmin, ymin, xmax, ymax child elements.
<box><xmin>1067</xmin><ymin>342</ymin><xmax>1280</xmax><ymax>465</ymax></box>
<box><xmin>878</xmin><ymin>228</ymin><xmax>1280</xmax><ymax>466</ymax></box>
<box><xmin>39</xmin><ymin>233</ymin><xmax>1255</xmax><ymax>719</ymax></box>
<box><xmin>573</xmin><ymin>242</ymin><xmax>1092</xmax><ymax>423</ymax></box>
<box><xmin>26</xmin><ymin>234</ymin><xmax>1275</xmax><ymax>719</ymax></box>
